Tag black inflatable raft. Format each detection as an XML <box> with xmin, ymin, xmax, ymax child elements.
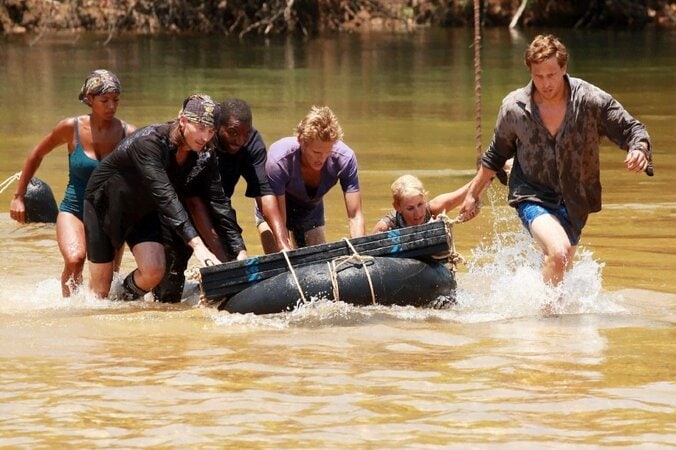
<box><xmin>218</xmin><ymin>256</ymin><xmax>456</xmax><ymax>315</ymax></box>
<box><xmin>199</xmin><ymin>219</ymin><xmax>453</xmax><ymax>300</ymax></box>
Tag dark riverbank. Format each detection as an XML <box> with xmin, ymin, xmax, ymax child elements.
<box><xmin>2</xmin><ymin>0</ymin><xmax>675</xmax><ymax>38</ymax></box>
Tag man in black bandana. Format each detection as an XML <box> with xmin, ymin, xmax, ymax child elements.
<box><xmin>84</xmin><ymin>94</ymin><xmax>245</xmax><ymax>301</ymax></box>
<box><xmin>153</xmin><ymin>98</ymin><xmax>294</xmax><ymax>303</ymax></box>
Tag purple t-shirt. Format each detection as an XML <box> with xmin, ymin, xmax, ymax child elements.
<box><xmin>265</xmin><ymin>136</ymin><xmax>360</xmax><ymax>210</ymax></box>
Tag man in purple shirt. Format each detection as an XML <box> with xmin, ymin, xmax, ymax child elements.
<box><xmin>460</xmin><ymin>34</ymin><xmax>652</xmax><ymax>290</ymax></box>
<box><xmin>257</xmin><ymin>105</ymin><xmax>365</xmax><ymax>252</ymax></box>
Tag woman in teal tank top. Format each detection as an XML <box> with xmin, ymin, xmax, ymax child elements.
<box><xmin>9</xmin><ymin>70</ymin><xmax>136</xmax><ymax>297</ymax></box>
<box><xmin>60</xmin><ymin>116</ymin><xmax>128</xmax><ymax>220</ymax></box>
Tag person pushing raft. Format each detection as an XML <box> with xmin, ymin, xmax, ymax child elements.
<box><xmin>83</xmin><ymin>94</ymin><xmax>244</xmax><ymax>301</ymax></box>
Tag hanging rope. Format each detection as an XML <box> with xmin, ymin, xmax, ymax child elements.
<box><xmin>0</xmin><ymin>172</ymin><xmax>21</xmax><ymax>194</ymax></box>
<box><xmin>329</xmin><ymin>238</ymin><xmax>377</xmax><ymax>305</ymax></box>
<box><xmin>473</xmin><ymin>0</ymin><xmax>483</xmax><ymax>166</ymax></box>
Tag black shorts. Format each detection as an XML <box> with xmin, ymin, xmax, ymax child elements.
<box><xmin>254</xmin><ymin>199</ymin><xmax>325</xmax><ymax>247</ymax></box>
<box><xmin>84</xmin><ymin>199</ymin><xmax>163</xmax><ymax>263</ymax></box>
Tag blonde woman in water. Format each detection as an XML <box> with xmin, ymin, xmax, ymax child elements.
<box><xmin>372</xmin><ymin>175</ymin><xmax>471</xmax><ymax>233</ymax></box>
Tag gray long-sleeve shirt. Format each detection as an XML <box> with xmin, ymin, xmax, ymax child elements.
<box><xmin>481</xmin><ymin>75</ymin><xmax>652</xmax><ymax>235</ymax></box>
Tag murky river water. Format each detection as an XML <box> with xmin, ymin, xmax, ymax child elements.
<box><xmin>0</xmin><ymin>28</ymin><xmax>674</xmax><ymax>447</ymax></box>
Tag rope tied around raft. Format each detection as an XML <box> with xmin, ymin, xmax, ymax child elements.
<box><xmin>281</xmin><ymin>248</ymin><xmax>309</xmax><ymax>305</ymax></box>
<box><xmin>329</xmin><ymin>238</ymin><xmax>377</xmax><ymax>305</ymax></box>
<box><xmin>433</xmin><ymin>213</ymin><xmax>466</xmax><ymax>270</ymax></box>
<box><xmin>280</xmin><ymin>238</ymin><xmax>378</xmax><ymax>306</ymax></box>
<box><xmin>184</xmin><ymin>266</ymin><xmax>209</xmax><ymax>307</ymax></box>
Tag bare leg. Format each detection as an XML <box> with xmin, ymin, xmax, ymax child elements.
<box><xmin>89</xmin><ymin>261</ymin><xmax>115</xmax><ymax>299</ymax></box>
<box><xmin>56</xmin><ymin>212</ymin><xmax>86</xmax><ymax>297</ymax></box>
<box><xmin>529</xmin><ymin>214</ymin><xmax>578</xmax><ymax>286</ymax></box>
<box><xmin>129</xmin><ymin>241</ymin><xmax>166</xmax><ymax>291</ymax></box>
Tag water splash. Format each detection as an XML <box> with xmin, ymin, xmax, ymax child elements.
<box><xmin>207</xmin><ymin>235</ymin><xmax>625</xmax><ymax>326</ymax></box>
<box><xmin>0</xmin><ymin>272</ymin><xmax>160</xmax><ymax>313</ymax></box>
<box><xmin>0</xmin><ymin>197</ymin><xmax>627</xmax><ymax>327</ymax></box>
<box><xmin>452</xmin><ymin>197</ymin><xmax>626</xmax><ymax>321</ymax></box>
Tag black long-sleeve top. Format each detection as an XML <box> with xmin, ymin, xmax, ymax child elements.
<box><xmin>85</xmin><ymin>122</ymin><xmax>245</xmax><ymax>255</ymax></box>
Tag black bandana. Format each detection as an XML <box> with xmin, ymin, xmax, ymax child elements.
<box><xmin>180</xmin><ymin>94</ymin><xmax>219</xmax><ymax>129</ymax></box>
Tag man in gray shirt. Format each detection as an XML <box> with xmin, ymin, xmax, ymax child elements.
<box><xmin>460</xmin><ymin>34</ymin><xmax>652</xmax><ymax>288</ymax></box>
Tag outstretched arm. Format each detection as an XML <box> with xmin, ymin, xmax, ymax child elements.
<box><xmin>428</xmin><ymin>180</ymin><xmax>472</xmax><ymax>217</ymax></box>
<box><xmin>183</xmin><ymin>196</ymin><xmax>229</xmax><ymax>261</ymax></box>
<box><xmin>458</xmin><ymin>165</ymin><xmax>497</xmax><ymax>222</ymax></box>
<box><xmin>371</xmin><ymin>219</ymin><xmax>390</xmax><ymax>234</ymax></box>
<box><xmin>188</xmin><ymin>236</ymin><xmax>222</xmax><ymax>267</ymax></box>
<box><xmin>11</xmin><ymin>119</ymin><xmax>73</xmax><ymax>223</ymax></box>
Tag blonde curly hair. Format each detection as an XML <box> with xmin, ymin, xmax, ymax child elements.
<box><xmin>296</xmin><ymin>106</ymin><xmax>344</xmax><ymax>145</ymax></box>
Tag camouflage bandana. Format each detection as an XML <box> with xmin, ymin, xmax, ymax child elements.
<box><xmin>180</xmin><ymin>94</ymin><xmax>219</xmax><ymax>129</ymax></box>
<box><xmin>78</xmin><ymin>69</ymin><xmax>121</xmax><ymax>106</ymax></box>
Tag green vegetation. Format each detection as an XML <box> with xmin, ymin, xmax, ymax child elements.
<box><xmin>1</xmin><ymin>0</ymin><xmax>674</xmax><ymax>37</ymax></box>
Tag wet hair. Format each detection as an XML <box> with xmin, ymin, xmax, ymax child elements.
<box><xmin>78</xmin><ymin>69</ymin><xmax>121</xmax><ymax>106</ymax></box>
<box><xmin>169</xmin><ymin>120</ymin><xmax>184</xmax><ymax>147</ymax></box>
<box><xmin>218</xmin><ymin>98</ymin><xmax>253</xmax><ymax>127</ymax></box>
<box><xmin>524</xmin><ymin>34</ymin><xmax>569</xmax><ymax>69</ymax></box>
<box><xmin>391</xmin><ymin>175</ymin><xmax>428</xmax><ymax>206</ymax></box>
<box><xmin>295</xmin><ymin>106</ymin><xmax>344</xmax><ymax>146</ymax></box>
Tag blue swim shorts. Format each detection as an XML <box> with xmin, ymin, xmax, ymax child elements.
<box><xmin>516</xmin><ymin>201</ymin><xmax>580</xmax><ymax>246</ymax></box>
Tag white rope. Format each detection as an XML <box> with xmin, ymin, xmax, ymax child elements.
<box><xmin>0</xmin><ymin>172</ymin><xmax>20</xmax><ymax>194</ymax></box>
<box><xmin>281</xmin><ymin>248</ymin><xmax>308</xmax><ymax>304</ymax></box>
<box><xmin>433</xmin><ymin>214</ymin><xmax>466</xmax><ymax>270</ymax></box>
<box><xmin>184</xmin><ymin>266</ymin><xmax>210</xmax><ymax>307</ymax></box>
<box><xmin>329</xmin><ymin>237</ymin><xmax>377</xmax><ymax>305</ymax></box>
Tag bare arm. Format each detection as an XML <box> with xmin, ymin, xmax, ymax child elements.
<box><xmin>371</xmin><ymin>219</ymin><xmax>390</xmax><ymax>234</ymax></box>
<box><xmin>10</xmin><ymin>118</ymin><xmax>74</xmax><ymax>223</ymax></box>
<box><xmin>275</xmin><ymin>194</ymin><xmax>288</xmax><ymax>229</ymax></box>
<box><xmin>344</xmin><ymin>191</ymin><xmax>365</xmax><ymax>238</ymax></box>
<box><xmin>258</xmin><ymin>194</ymin><xmax>292</xmax><ymax>251</ymax></box>
<box><xmin>188</xmin><ymin>235</ymin><xmax>222</xmax><ymax>267</ymax></box>
<box><xmin>458</xmin><ymin>165</ymin><xmax>497</xmax><ymax>222</ymax></box>
<box><xmin>428</xmin><ymin>180</ymin><xmax>472</xmax><ymax>217</ymax></box>
<box><xmin>184</xmin><ymin>196</ymin><xmax>229</xmax><ymax>261</ymax></box>
<box><xmin>123</xmin><ymin>121</ymin><xmax>137</xmax><ymax>136</ymax></box>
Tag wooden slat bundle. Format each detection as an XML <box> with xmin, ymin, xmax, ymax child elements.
<box><xmin>199</xmin><ymin>220</ymin><xmax>451</xmax><ymax>300</ymax></box>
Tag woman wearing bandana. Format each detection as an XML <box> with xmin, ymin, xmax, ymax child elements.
<box><xmin>9</xmin><ymin>69</ymin><xmax>136</xmax><ymax>297</ymax></box>
<box><xmin>84</xmin><ymin>94</ymin><xmax>246</xmax><ymax>301</ymax></box>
